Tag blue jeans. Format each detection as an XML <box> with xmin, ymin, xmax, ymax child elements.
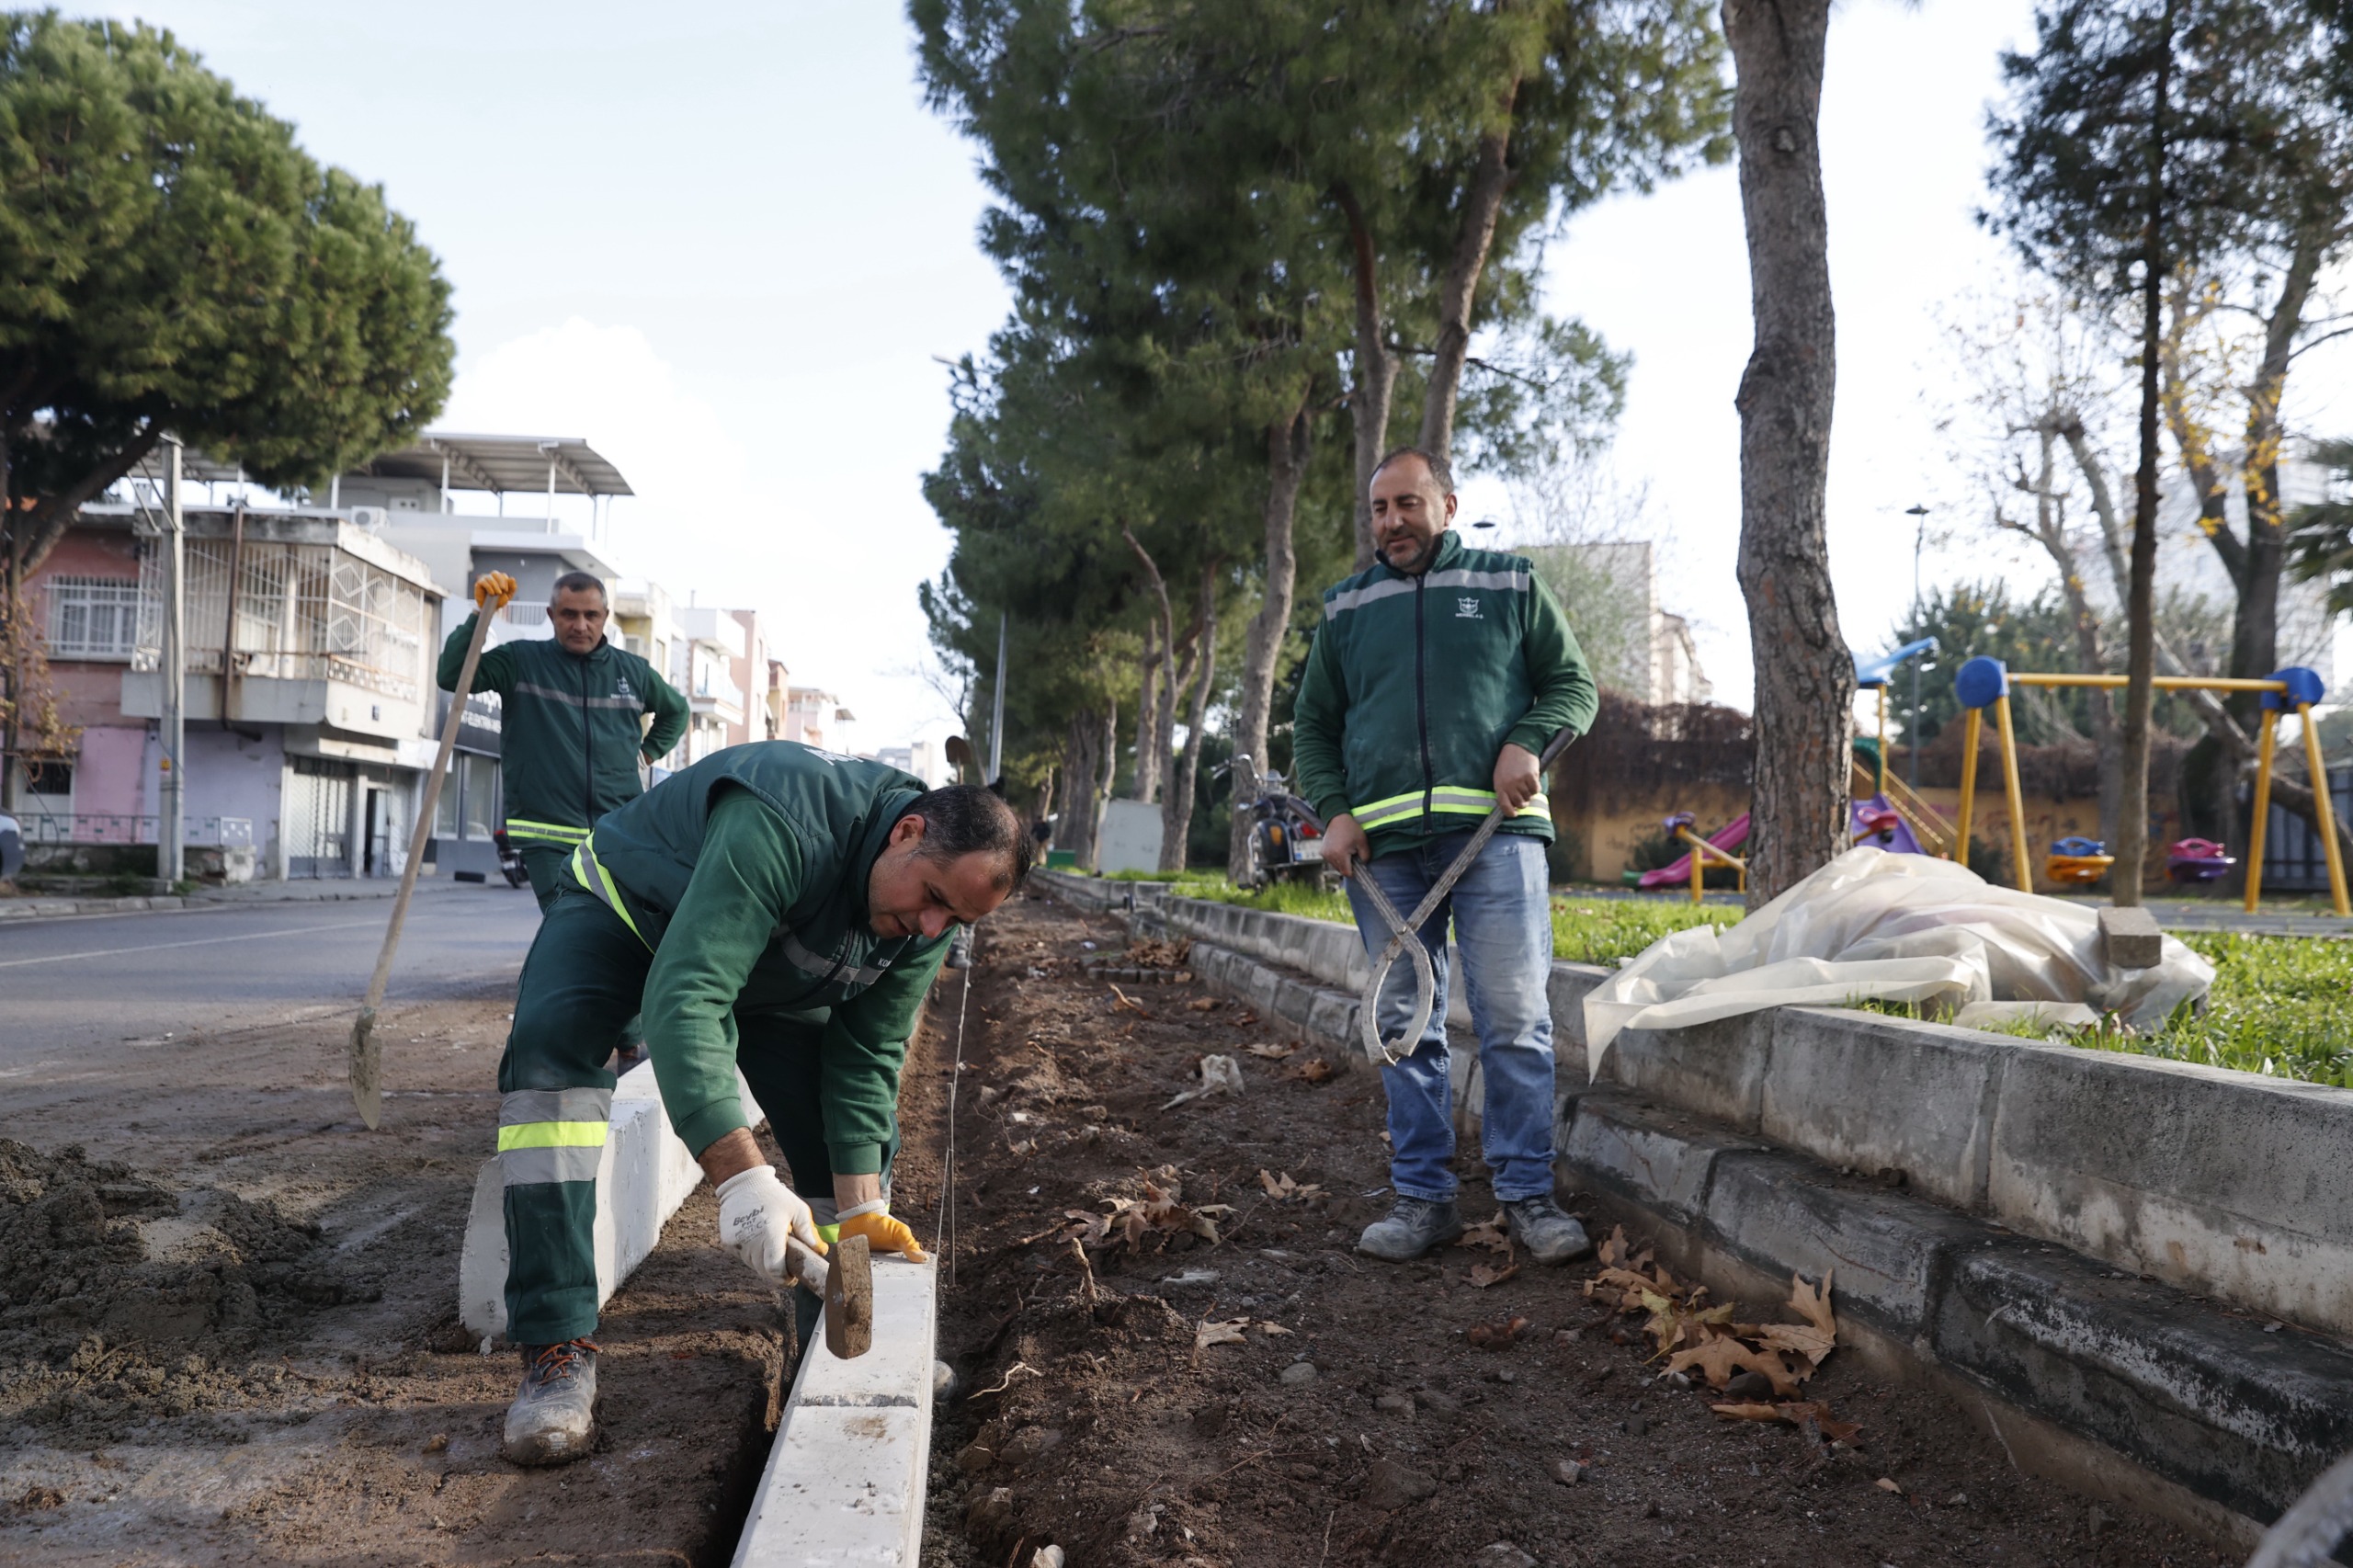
<box><xmin>1343</xmin><ymin>832</ymin><xmax>1557</xmax><ymax>1204</ymax></box>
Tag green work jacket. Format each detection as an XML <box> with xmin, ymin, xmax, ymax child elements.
<box><xmin>1291</xmin><ymin>530</ymin><xmax>1597</xmax><ymax>860</ymax></box>
<box><xmin>567</xmin><ymin>742</ymin><xmax>949</xmax><ymax>1173</ymax></box>
<box><xmin>438</xmin><ymin>614</ymin><xmax>688</xmax><ymax>853</ymax></box>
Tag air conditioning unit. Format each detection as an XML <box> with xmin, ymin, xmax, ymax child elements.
<box><xmin>348</xmin><ymin>506</ymin><xmax>388</xmax><ymax>531</ymax></box>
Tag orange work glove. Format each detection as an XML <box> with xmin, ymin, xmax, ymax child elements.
<box><xmin>827</xmin><ymin>1203</ymin><xmax>931</xmax><ymax>1264</ymax></box>
<box><xmin>472</xmin><ymin>570</ymin><xmax>518</xmax><ymax>611</ymax></box>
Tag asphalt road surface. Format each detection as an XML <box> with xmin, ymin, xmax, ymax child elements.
<box><xmin>0</xmin><ymin>884</ymin><xmax>541</xmax><ymax>1063</ymax></box>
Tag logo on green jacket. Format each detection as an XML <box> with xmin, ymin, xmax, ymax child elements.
<box><xmin>1455</xmin><ymin>597</ymin><xmax>1483</xmax><ymax>619</ymax></box>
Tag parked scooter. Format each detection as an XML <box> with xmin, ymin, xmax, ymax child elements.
<box><xmin>1228</xmin><ymin>754</ymin><xmax>1329</xmax><ymax>890</ymax></box>
<box><xmin>492</xmin><ymin>828</ymin><xmax>531</xmax><ymax>890</ymax></box>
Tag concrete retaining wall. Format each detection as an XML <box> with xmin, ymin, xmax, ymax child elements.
<box><xmin>458</xmin><ymin>1062</ymin><xmax>761</xmax><ymax>1339</ymax></box>
<box><xmin>732</xmin><ymin>1256</ymin><xmax>938</xmax><ymax>1567</ymax></box>
<box><xmin>1034</xmin><ymin>869</ymin><xmax>2353</xmax><ymax>1541</ymax></box>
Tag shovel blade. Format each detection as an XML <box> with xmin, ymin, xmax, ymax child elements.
<box><xmin>348</xmin><ymin>1008</ymin><xmax>382</xmax><ymax>1131</ymax></box>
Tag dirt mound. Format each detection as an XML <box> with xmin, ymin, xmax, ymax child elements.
<box><xmin>0</xmin><ymin>1139</ymin><xmax>372</xmax><ymax>1439</ymax></box>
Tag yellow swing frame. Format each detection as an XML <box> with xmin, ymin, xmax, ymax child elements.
<box><xmin>1949</xmin><ymin>657</ymin><xmax>2348</xmax><ymax>916</ymax></box>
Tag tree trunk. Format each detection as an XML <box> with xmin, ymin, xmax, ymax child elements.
<box><xmin>2114</xmin><ymin>5</ymin><xmax>2175</xmax><ymax>909</ymax></box>
<box><xmin>2232</xmin><ymin>230</ymin><xmax>2323</xmax><ymax>688</ymax></box>
<box><xmin>1094</xmin><ymin>697</ymin><xmax>1119</xmax><ymax>872</ymax></box>
<box><xmin>1723</xmin><ymin>0</ymin><xmax>1850</xmax><ymax>904</ymax></box>
<box><xmin>1415</xmin><ymin>93</ymin><xmax>1520</xmax><ymax>468</ymax></box>
<box><xmin>1160</xmin><ymin>563</ymin><xmax>1218</xmax><ymax>871</ymax></box>
<box><xmin>1052</xmin><ymin>710</ymin><xmax>1103</xmax><ymax>869</ymax></box>
<box><xmin>1132</xmin><ymin>619</ymin><xmax>1164</xmax><ymax>801</ymax></box>
<box><xmin>1122</xmin><ymin>527</ymin><xmax>1178</xmax><ymax>806</ymax></box>
<box><xmin>1334</xmin><ymin>183</ymin><xmax>1398</xmax><ymax>574</ymax></box>
<box><xmin>1228</xmin><ymin>406</ymin><xmax>1311</xmax><ymax>881</ymax></box>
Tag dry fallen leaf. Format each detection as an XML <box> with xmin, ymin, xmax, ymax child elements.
<box><xmin>1108</xmin><ymin>985</ymin><xmax>1150</xmax><ymax>1017</ymax></box>
<box><xmin>1256</xmin><ymin>1322</ymin><xmax>1294</xmax><ymax>1336</ymax></box>
<box><xmin>1457</xmin><ymin>1213</ymin><xmax>1512</xmax><ymax>1255</ymax></box>
<box><xmin>1466</xmin><ymin>1313</ymin><xmax>1531</xmax><ymax>1350</ymax></box>
<box><xmin>1710</xmin><ymin>1401</ymin><xmax>1784</xmax><ymax>1424</ymax></box>
<box><xmin>1666</xmin><ymin>1335</ymin><xmax>1801</xmax><ymax>1396</ymax></box>
<box><xmin>1710</xmin><ymin>1399</ymin><xmax>1862</xmax><ymax>1445</ymax></box>
<box><xmin>1194</xmin><ymin>1318</ymin><xmax>1249</xmax><ymax>1350</ymax></box>
<box><xmin>1293</xmin><ymin>1058</ymin><xmax>1336</xmax><ymax>1084</ymax></box>
<box><xmin>1746</xmin><ymin>1322</ymin><xmax>1835</xmax><ymax>1370</ymax></box>
<box><xmin>1779</xmin><ymin>1401</ymin><xmax>1863</xmax><ymax>1444</ymax></box>
<box><xmin>1256</xmin><ymin>1170</ymin><xmax>1326</xmax><ymax>1202</ymax></box>
<box><xmin>1876</xmin><ymin>1477</ymin><xmax>1904</xmax><ymax>1495</ymax></box>
<box><xmin>1186</xmin><ymin>997</ymin><xmax>1221</xmax><ymax>1012</ymax></box>
<box><xmin>1788</xmin><ymin>1270</ymin><xmax>1837</xmax><ymax>1344</ymax></box>
<box><xmin>1244</xmin><ymin>1043</ymin><xmax>1295</xmax><ymax>1060</ymax></box>
<box><xmin>1467</xmin><ymin>1261</ymin><xmax>1521</xmax><ymax>1289</ymax></box>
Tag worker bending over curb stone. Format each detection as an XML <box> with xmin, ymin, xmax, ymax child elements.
<box><xmin>494</xmin><ymin>742</ymin><xmax>1030</xmax><ymax>1465</ymax></box>
<box><xmin>1293</xmin><ymin>446</ymin><xmax>1599</xmax><ymax>1267</ymax></box>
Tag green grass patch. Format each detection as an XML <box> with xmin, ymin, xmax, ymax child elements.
<box><xmin>1856</xmin><ymin>932</ymin><xmax>2353</xmax><ymax>1086</ymax></box>
<box><xmin>1159</xmin><ymin>876</ymin><xmax>1735</xmax><ymax>967</ymax></box>
<box><xmin>1100</xmin><ymin>873</ymin><xmax>2353</xmax><ymax>1088</ymax></box>
<box><xmin>2093</xmin><ymin>931</ymin><xmax>2353</xmax><ymax>1087</ymax></box>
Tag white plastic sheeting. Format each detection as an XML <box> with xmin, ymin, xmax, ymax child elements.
<box><xmin>1584</xmin><ymin>846</ymin><xmax>2214</xmax><ymax>1075</ymax></box>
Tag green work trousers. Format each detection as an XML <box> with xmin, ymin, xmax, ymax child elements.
<box><xmin>494</xmin><ymin>883</ymin><xmax>894</xmax><ymax>1346</ymax></box>
<box><xmin>519</xmin><ymin>844</ymin><xmax>571</xmax><ymax>913</ymax></box>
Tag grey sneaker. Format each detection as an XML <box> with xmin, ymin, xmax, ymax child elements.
<box><xmin>503</xmin><ymin>1339</ymin><xmax>598</xmax><ymax>1466</ymax></box>
<box><xmin>1357</xmin><ymin>1197</ymin><xmax>1464</xmax><ymax>1261</ymax></box>
<box><xmin>1502</xmin><ymin>1194</ymin><xmax>1592</xmax><ymax>1265</ymax></box>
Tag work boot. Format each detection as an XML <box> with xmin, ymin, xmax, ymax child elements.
<box><xmin>1503</xmin><ymin>1194</ymin><xmax>1592</xmax><ymax>1265</ymax></box>
<box><xmin>503</xmin><ymin>1338</ymin><xmax>598</xmax><ymax>1466</ymax></box>
<box><xmin>1357</xmin><ymin>1196</ymin><xmax>1464</xmax><ymax>1261</ymax></box>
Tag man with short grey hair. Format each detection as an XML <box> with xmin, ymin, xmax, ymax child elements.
<box><xmin>439</xmin><ymin>570</ymin><xmax>689</xmax><ymax>909</ymax></box>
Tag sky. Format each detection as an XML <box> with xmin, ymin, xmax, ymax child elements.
<box><xmin>110</xmin><ymin>1</ymin><xmax>2353</xmax><ymax>739</ymax></box>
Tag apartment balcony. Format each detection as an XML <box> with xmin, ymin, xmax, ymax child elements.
<box><xmin>119</xmin><ymin>517</ymin><xmax>438</xmax><ymax>744</ymax></box>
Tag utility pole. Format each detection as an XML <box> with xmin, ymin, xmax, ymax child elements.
<box><xmin>158</xmin><ymin>437</ymin><xmax>187</xmax><ymax>887</ymax></box>
<box><xmin>986</xmin><ymin>611</ymin><xmax>1008</xmax><ymax>786</ymax></box>
<box><xmin>1906</xmin><ymin>504</ymin><xmax>1930</xmax><ymax>790</ymax></box>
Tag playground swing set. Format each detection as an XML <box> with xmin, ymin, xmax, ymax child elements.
<box><xmin>1639</xmin><ymin>641</ymin><xmax>2347</xmax><ymax>915</ymax></box>
<box><xmin>1949</xmin><ymin>655</ymin><xmax>2350</xmax><ymax>917</ymax></box>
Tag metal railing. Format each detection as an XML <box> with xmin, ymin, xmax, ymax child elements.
<box><xmin>13</xmin><ymin>813</ymin><xmax>254</xmax><ymax>848</ymax></box>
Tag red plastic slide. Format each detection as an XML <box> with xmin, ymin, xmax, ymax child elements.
<box><xmin>1637</xmin><ymin>812</ymin><xmax>1752</xmax><ymax>890</ymax></box>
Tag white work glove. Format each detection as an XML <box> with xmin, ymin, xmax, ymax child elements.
<box><xmin>714</xmin><ymin>1165</ymin><xmax>826</xmax><ymax>1285</ymax></box>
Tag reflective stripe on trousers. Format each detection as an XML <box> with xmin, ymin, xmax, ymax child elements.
<box><xmin>498</xmin><ymin>1086</ymin><xmax>614</xmax><ymax>1185</ymax></box>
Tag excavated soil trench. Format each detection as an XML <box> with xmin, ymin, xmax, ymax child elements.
<box><xmin>0</xmin><ymin>985</ymin><xmax>803</xmax><ymax>1566</ymax></box>
<box><xmin>916</xmin><ymin>891</ymin><xmax>2236</xmax><ymax>1568</ymax></box>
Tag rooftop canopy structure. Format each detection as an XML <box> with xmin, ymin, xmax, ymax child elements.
<box><xmin>350</xmin><ymin>434</ymin><xmax>634</xmax><ymax>505</ymax></box>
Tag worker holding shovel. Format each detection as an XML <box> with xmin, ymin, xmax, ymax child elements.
<box><xmin>494</xmin><ymin>742</ymin><xmax>1030</xmax><ymax>1465</ymax></box>
<box><xmin>1292</xmin><ymin>447</ymin><xmax>1598</xmax><ymax>1266</ymax></box>
<box><xmin>438</xmin><ymin>569</ymin><xmax>688</xmax><ymax>911</ymax></box>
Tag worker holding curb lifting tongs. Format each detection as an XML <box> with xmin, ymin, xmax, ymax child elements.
<box><xmin>492</xmin><ymin>742</ymin><xmax>1030</xmax><ymax>1465</ymax></box>
<box><xmin>1291</xmin><ymin>447</ymin><xmax>1599</xmax><ymax>1267</ymax></box>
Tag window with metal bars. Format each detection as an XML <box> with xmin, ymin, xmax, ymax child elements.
<box><xmin>43</xmin><ymin>576</ymin><xmax>142</xmax><ymax>658</ymax></box>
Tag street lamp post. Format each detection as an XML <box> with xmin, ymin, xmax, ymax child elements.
<box><xmin>1906</xmin><ymin>505</ymin><xmax>1930</xmax><ymax>790</ymax></box>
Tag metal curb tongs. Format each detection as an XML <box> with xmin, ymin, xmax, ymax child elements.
<box><xmin>1350</xmin><ymin>729</ymin><xmax>1577</xmax><ymax>1067</ymax></box>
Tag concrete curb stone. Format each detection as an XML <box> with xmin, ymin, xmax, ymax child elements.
<box><xmin>732</xmin><ymin>1256</ymin><xmax>938</xmax><ymax>1567</ymax></box>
